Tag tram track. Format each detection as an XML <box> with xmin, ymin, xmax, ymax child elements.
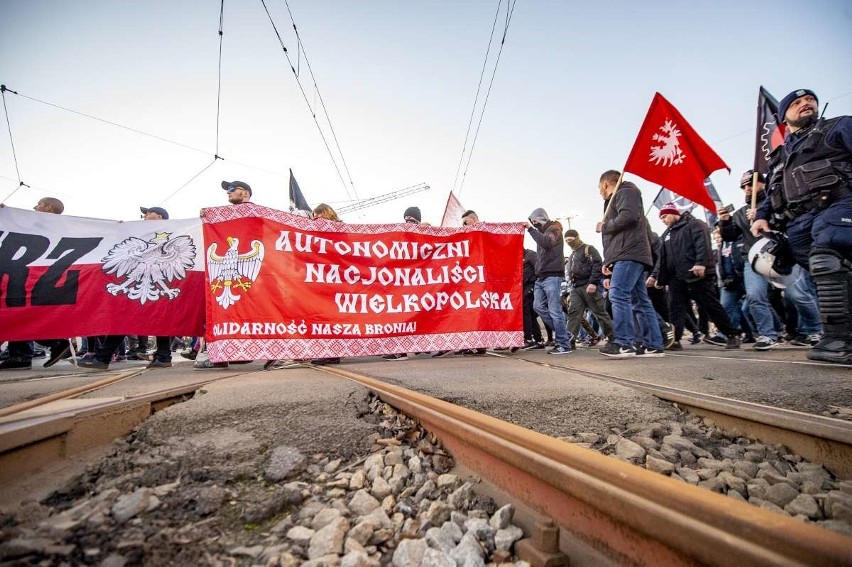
<box><xmin>1</xmin><ymin>359</ymin><xmax>850</xmax><ymax>564</ymax></box>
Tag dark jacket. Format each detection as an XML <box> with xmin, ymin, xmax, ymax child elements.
<box><xmin>527</xmin><ymin>208</ymin><xmax>565</xmax><ymax>279</ymax></box>
<box><xmin>718</xmin><ymin>192</ymin><xmax>766</xmax><ymax>252</ymax></box>
<box><xmin>567</xmin><ymin>243</ymin><xmax>604</xmax><ymax>287</ymax></box>
<box><xmin>653</xmin><ymin>212</ymin><xmax>714</xmax><ymax>285</ymax></box>
<box><xmin>522</xmin><ymin>249</ymin><xmax>537</xmax><ymax>292</ymax></box>
<box><xmin>600</xmin><ymin>181</ymin><xmax>654</xmax><ymax>268</ymax></box>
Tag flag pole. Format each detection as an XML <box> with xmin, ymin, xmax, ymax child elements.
<box><xmin>749</xmin><ymin>171</ymin><xmax>759</xmax><ymax>222</ymax></box>
<box><xmin>599</xmin><ymin>170</ymin><xmax>625</xmax><ymax>226</ymax></box>
<box><xmin>645</xmin><ymin>186</ymin><xmax>664</xmax><ymax>217</ymax></box>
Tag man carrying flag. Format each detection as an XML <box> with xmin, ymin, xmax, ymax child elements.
<box><xmin>752</xmin><ymin>88</ymin><xmax>852</xmax><ymax>363</ymax></box>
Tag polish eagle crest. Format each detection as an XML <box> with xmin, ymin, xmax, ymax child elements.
<box><xmin>207</xmin><ymin>237</ymin><xmax>265</xmax><ymax>309</ymax></box>
<box><xmin>649</xmin><ymin>119</ymin><xmax>685</xmax><ymax>167</ymax></box>
<box><xmin>102</xmin><ymin>232</ymin><xmax>197</xmax><ymax>304</ymax></box>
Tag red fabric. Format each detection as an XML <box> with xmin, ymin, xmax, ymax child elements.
<box><xmin>201</xmin><ymin>204</ymin><xmax>524</xmax><ymax>362</ymax></box>
<box><xmin>624</xmin><ymin>93</ymin><xmax>729</xmax><ymax>211</ymax></box>
<box><xmin>0</xmin><ymin>207</ymin><xmax>205</xmax><ymax>340</ymax></box>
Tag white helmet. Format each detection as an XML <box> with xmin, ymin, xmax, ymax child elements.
<box><xmin>748</xmin><ymin>231</ymin><xmax>794</xmax><ymax>288</ymax></box>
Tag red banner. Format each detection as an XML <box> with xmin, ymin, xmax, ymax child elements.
<box><xmin>0</xmin><ymin>207</ymin><xmax>205</xmax><ymax>340</ymax></box>
<box><xmin>202</xmin><ymin>204</ymin><xmax>524</xmax><ymax>361</ymax></box>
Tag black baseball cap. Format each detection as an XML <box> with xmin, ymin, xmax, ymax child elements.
<box><xmin>222</xmin><ymin>180</ymin><xmax>252</xmax><ymax>196</ymax></box>
<box><xmin>140</xmin><ymin>206</ymin><xmax>169</xmax><ymax>219</ymax></box>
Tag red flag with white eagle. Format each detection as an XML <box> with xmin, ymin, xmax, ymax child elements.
<box><xmin>623</xmin><ymin>92</ymin><xmax>729</xmax><ymax>211</ymax></box>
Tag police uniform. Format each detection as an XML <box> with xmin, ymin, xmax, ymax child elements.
<box><xmin>758</xmin><ymin>89</ymin><xmax>852</xmax><ymax>363</ymax></box>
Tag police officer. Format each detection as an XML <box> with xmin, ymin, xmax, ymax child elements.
<box><xmin>752</xmin><ymin>88</ymin><xmax>852</xmax><ymax>363</ymax></box>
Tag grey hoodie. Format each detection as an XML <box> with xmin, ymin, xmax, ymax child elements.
<box><xmin>527</xmin><ymin>208</ymin><xmax>565</xmax><ymax>278</ymax></box>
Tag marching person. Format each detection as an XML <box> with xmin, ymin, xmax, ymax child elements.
<box><xmin>752</xmin><ymin>89</ymin><xmax>852</xmax><ymax>363</ymax></box>
<box><xmin>563</xmin><ymin>229</ymin><xmax>614</xmax><ymax>345</ymax></box>
<box><xmin>595</xmin><ymin>170</ymin><xmax>664</xmax><ymax>357</ymax></box>
<box><xmin>527</xmin><ymin>208</ymin><xmax>572</xmax><ymax>355</ymax></box>
<box><xmin>649</xmin><ymin>203</ymin><xmax>741</xmax><ymax>350</ymax></box>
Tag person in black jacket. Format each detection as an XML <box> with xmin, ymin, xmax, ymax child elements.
<box><xmin>648</xmin><ymin>203</ymin><xmax>741</xmax><ymax>349</ymax></box>
<box><xmin>564</xmin><ymin>230</ymin><xmax>614</xmax><ymax>344</ymax></box>
<box><xmin>595</xmin><ymin>171</ymin><xmax>663</xmax><ymax>357</ymax></box>
<box><xmin>521</xmin><ymin>248</ymin><xmax>546</xmax><ymax>348</ymax></box>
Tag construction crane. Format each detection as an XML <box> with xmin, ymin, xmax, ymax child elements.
<box><xmin>336</xmin><ymin>183</ymin><xmax>430</xmax><ymax>214</ymax></box>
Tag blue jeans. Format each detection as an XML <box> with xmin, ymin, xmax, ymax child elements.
<box><xmin>719</xmin><ymin>288</ymin><xmax>744</xmax><ymax>334</ymax></box>
<box><xmin>779</xmin><ymin>265</ymin><xmax>822</xmax><ymax>335</ymax></box>
<box><xmin>743</xmin><ymin>262</ymin><xmax>778</xmax><ymax>339</ymax></box>
<box><xmin>533</xmin><ymin>277</ymin><xmax>570</xmax><ymax>349</ymax></box>
<box><xmin>610</xmin><ymin>261</ymin><xmax>662</xmax><ymax>349</ymax></box>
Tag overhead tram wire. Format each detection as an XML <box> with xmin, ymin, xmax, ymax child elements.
<box><xmin>259</xmin><ymin>0</ymin><xmax>355</xmax><ymax>202</ymax></box>
<box><xmin>215</xmin><ymin>0</ymin><xmax>225</xmax><ymax>158</ymax></box>
<box><xmin>281</xmin><ymin>0</ymin><xmax>358</xmax><ymax>202</ymax></box>
<box><xmin>159</xmin><ymin>158</ymin><xmax>220</xmax><ymax>205</ymax></box>
<box><xmin>450</xmin><ymin>1</ymin><xmax>503</xmax><ymax>196</ymax></box>
<box><xmin>0</xmin><ymin>85</ymin><xmax>29</xmax><ymax>204</ymax></box>
<box><xmin>457</xmin><ymin>0</ymin><xmax>518</xmax><ymax>198</ymax></box>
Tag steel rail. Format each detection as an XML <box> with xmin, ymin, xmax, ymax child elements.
<box><xmin>497</xmin><ymin>354</ymin><xmax>852</xmax><ymax>478</ymax></box>
<box><xmin>320</xmin><ymin>365</ymin><xmax>852</xmax><ymax>567</ymax></box>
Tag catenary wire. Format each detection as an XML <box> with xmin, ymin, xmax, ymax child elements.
<box><xmin>260</xmin><ymin>0</ymin><xmax>355</xmax><ymax>202</ymax></box>
<box><xmin>215</xmin><ymin>0</ymin><xmax>225</xmax><ymax>157</ymax></box>
<box><xmin>457</xmin><ymin>0</ymin><xmax>518</xmax><ymax>197</ymax></box>
<box><xmin>282</xmin><ymin>0</ymin><xmax>359</xmax><ymax>202</ymax></box>
<box><xmin>450</xmin><ymin>1</ymin><xmax>503</xmax><ymax>196</ymax></box>
<box><xmin>0</xmin><ymin>85</ymin><xmax>28</xmax><ymax>204</ymax></box>
<box><xmin>159</xmin><ymin>157</ymin><xmax>221</xmax><ymax>205</ymax></box>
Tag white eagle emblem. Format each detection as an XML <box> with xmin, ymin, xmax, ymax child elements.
<box><xmin>207</xmin><ymin>237</ymin><xmax>265</xmax><ymax>309</ymax></box>
<box><xmin>102</xmin><ymin>232</ymin><xmax>196</xmax><ymax>304</ymax></box>
<box><xmin>649</xmin><ymin>119</ymin><xmax>685</xmax><ymax>167</ymax></box>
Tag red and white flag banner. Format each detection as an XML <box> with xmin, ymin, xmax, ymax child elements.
<box><xmin>624</xmin><ymin>92</ymin><xmax>729</xmax><ymax>211</ymax></box>
<box><xmin>440</xmin><ymin>191</ymin><xmax>466</xmax><ymax>227</ymax></box>
<box><xmin>202</xmin><ymin>203</ymin><xmax>524</xmax><ymax>362</ymax></box>
<box><xmin>0</xmin><ymin>207</ymin><xmax>205</xmax><ymax>340</ymax></box>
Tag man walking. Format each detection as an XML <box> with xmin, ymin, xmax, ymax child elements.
<box><xmin>527</xmin><ymin>208</ymin><xmax>572</xmax><ymax>355</ymax></box>
<box><xmin>563</xmin><ymin>229</ymin><xmax>614</xmax><ymax>345</ymax></box>
<box><xmin>595</xmin><ymin>170</ymin><xmax>664</xmax><ymax>357</ymax></box>
<box><xmin>752</xmin><ymin>88</ymin><xmax>851</xmax><ymax>363</ymax></box>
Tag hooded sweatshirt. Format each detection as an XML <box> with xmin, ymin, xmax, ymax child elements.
<box><xmin>527</xmin><ymin>208</ymin><xmax>565</xmax><ymax>279</ymax></box>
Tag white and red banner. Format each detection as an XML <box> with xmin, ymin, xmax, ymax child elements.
<box><xmin>0</xmin><ymin>207</ymin><xmax>205</xmax><ymax>340</ymax></box>
<box><xmin>203</xmin><ymin>203</ymin><xmax>524</xmax><ymax>362</ymax></box>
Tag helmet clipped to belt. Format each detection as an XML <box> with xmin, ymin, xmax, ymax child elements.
<box><xmin>748</xmin><ymin>231</ymin><xmax>795</xmax><ymax>288</ymax></box>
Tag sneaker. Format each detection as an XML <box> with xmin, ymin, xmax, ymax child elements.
<box><xmin>807</xmin><ymin>337</ymin><xmax>852</xmax><ymax>364</ymax></box>
<box><xmin>0</xmin><ymin>358</ymin><xmax>32</xmax><ymax>370</ymax></box>
<box><xmin>311</xmin><ymin>357</ymin><xmax>341</xmax><ymax>366</ymax></box>
<box><xmin>689</xmin><ymin>333</ymin><xmax>703</xmax><ymax>345</ymax></box>
<box><xmin>127</xmin><ymin>352</ymin><xmax>150</xmax><ymax>361</ymax></box>
<box><xmin>180</xmin><ymin>349</ymin><xmax>198</xmax><ymax>361</ymax></box>
<box><xmin>662</xmin><ymin>323</ymin><xmax>675</xmax><ymax>349</ymax></box>
<box><xmin>382</xmin><ymin>353</ymin><xmax>408</xmax><ymax>361</ymax></box>
<box><xmin>543</xmin><ymin>340</ymin><xmax>555</xmax><ymax>347</ymax></box>
<box><xmin>33</xmin><ymin>348</ymin><xmax>47</xmax><ymax>359</ymax></box>
<box><xmin>194</xmin><ymin>360</ymin><xmax>229</xmax><ymax>370</ymax></box>
<box><xmin>789</xmin><ymin>333</ymin><xmax>822</xmax><ymax>347</ymax></box>
<box><xmin>703</xmin><ymin>334</ymin><xmax>727</xmax><ymax>347</ymax></box>
<box><xmin>79</xmin><ymin>359</ymin><xmax>110</xmax><ymax>370</ymax></box>
<box><xmin>146</xmin><ymin>359</ymin><xmax>173</xmax><ymax>369</ymax></box>
<box><xmin>725</xmin><ymin>336</ymin><xmax>741</xmax><ymax>349</ymax></box>
<box><xmin>522</xmin><ymin>341</ymin><xmax>545</xmax><ymax>351</ymax></box>
<box><xmin>44</xmin><ymin>343</ymin><xmax>72</xmax><ymax>368</ymax></box>
<box><xmin>668</xmin><ymin>341</ymin><xmax>683</xmax><ymax>351</ymax></box>
<box><xmin>462</xmin><ymin>348</ymin><xmax>487</xmax><ymax>356</ymax></box>
<box><xmin>431</xmin><ymin>350</ymin><xmax>453</xmax><ymax>358</ymax></box>
<box><xmin>742</xmin><ymin>335</ymin><xmax>757</xmax><ymax>344</ymax></box>
<box><xmin>599</xmin><ymin>343</ymin><xmax>637</xmax><ymax>357</ymax></box>
<box><xmin>547</xmin><ymin>345</ymin><xmax>572</xmax><ymax>355</ymax></box>
<box><xmin>588</xmin><ymin>336</ymin><xmax>601</xmax><ymax>347</ymax></box>
<box><xmin>753</xmin><ymin>336</ymin><xmax>779</xmax><ymax>351</ymax></box>
<box><xmin>636</xmin><ymin>346</ymin><xmax>665</xmax><ymax>357</ymax></box>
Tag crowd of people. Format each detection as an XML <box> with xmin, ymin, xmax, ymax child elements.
<box><xmin>2</xmin><ymin>88</ymin><xmax>850</xmax><ymax>369</ymax></box>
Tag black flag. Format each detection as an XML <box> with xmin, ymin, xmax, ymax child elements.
<box><xmin>289</xmin><ymin>169</ymin><xmax>311</xmax><ymax>215</ymax></box>
<box><xmin>754</xmin><ymin>86</ymin><xmax>786</xmax><ymax>175</ymax></box>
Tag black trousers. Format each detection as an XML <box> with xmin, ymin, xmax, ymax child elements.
<box><xmin>522</xmin><ymin>288</ymin><xmax>543</xmax><ymax>342</ymax></box>
<box><xmin>668</xmin><ymin>277</ymin><xmax>739</xmax><ymax>341</ymax></box>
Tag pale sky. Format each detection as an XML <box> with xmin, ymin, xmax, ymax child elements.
<box><xmin>1</xmin><ymin>0</ymin><xmax>851</xmax><ymax>250</ymax></box>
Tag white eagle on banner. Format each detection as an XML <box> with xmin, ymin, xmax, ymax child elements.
<box><xmin>207</xmin><ymin>237</ymin><xmax>265</xmax><ymax>309</ymax></box>
<box><xmin>649</xmin><ymin>119</ymin><xmax>685</xmax><ymax>167</ymax></box>
<box><xmin>102</xmin><ymin>232</ymin><xmax>197</xmax><ymax>304</ymax></box>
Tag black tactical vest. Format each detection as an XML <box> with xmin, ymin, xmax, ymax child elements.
<box><xmin>767</xmin><ymin>117</ymin><xmax>852</xmax><ymax>218</ymax></box>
